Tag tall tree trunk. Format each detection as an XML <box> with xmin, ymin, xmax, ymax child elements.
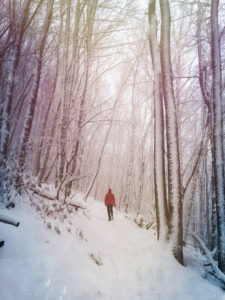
<box><xmin>0</xmin><ymin>0</ymin><xmax>32</xmax><ymax>161</ymax></box>
<box><xmin>211</xmin><ymin>0</ymin><xmax>225</xmax><ymax>273</ymax></box>
<box><xmin>197</xmin><ymin>1</ymin><xmax>217</xmax><ymax>254</ymax></box>
<box><xmin>58</xmin><ymin>0</ymin><xmax>71</xmax><ymax>184</ymax></box>
<box><xmin>148</xmin><ymin>0</ymin><xmax>168</xmax><ymax>241</ymax></box>
<box><xmin>136</xmin><ymin>118</ymin><xmax>152</xmax><ymax>216</ymax></box>
<box><xmin>64</xmin><ymin>70</ymin><xmax>88</xmax><ymax>197</ymax></box>
<box><xmin>160</xmin><ymin>0</ymin><xmax>183</xmax><ymax>264</ymax></box>
<box><xmin>64</xmin><ymin>0</ymin><xmax>98</xmax><ymax>198</ymax></box>
<box><xmin>37</xmin><ymin>101</ymin><xmax>61</xmax><ymax>187</ymax></box>
<box><xmin>34</xmin><ymin>43</ymin><xmax>60</xmax><ymax>177</ymax></box>
<box><xmin>18</xmin><ymin>0</ymin><xmax>54</xmax><ymax>173</ymax></box>
<box><xmin>123</xmin><ymin>67</ymin><xmax>137</xmax><ymax>213</ymax></box>
<box><xmin>0</xmin><ymin>0</ymin><xmax>32</xmax><ymax>202</ymax></box>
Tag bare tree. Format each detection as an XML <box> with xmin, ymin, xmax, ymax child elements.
<box><xmin>210</xmin><ymin>0</ymin><xmax>225</xmax><ymax>273</ymax></box>
<box><xmin>18</xmin><ymin>0</ymin><xmax>54</xmax><ymax>178</ymax></box>
<box><xmin>148</xmin><ymin>0</ymin><xmax>168</xmax><ymax>241</ymax></box>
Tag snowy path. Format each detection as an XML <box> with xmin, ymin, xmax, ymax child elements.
<box><xmin>0</xmin><ymin>199</ymin><xmax>224</xmax><ymax>300</ymax></box>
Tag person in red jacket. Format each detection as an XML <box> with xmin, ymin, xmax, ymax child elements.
<box><xmin>104</xmin><ymin>188</ymin><xmax>116</xmax><ymax>221</ymax></box>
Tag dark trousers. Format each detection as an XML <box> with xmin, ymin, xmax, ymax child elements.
<box><xmin>107</xmin><ymin>205</ymin><xmax>113</xmax><ymax>221</ymax></box>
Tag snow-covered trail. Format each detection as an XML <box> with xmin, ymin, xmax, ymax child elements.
<box><xmin>0</xmin><ymin>199</ymin><xmax>224</xmax><ymax>300</ymax></box>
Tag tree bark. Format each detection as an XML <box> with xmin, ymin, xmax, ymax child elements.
<box><xmin>0</xmin><ymin>0</ymin><xmax>32</xmax><ymax>161</ymax></box>
<box><xmin>18</xmin><ymin>0</ymin><xmax>54</xmax><ymax>173</ymax></box>
<box><xmin>210</xmin><ymin>0</ymin><xmax>225</xmax><ymax>273</ymax></box>
<box><xmin>160</xmin><ymin>0</ymin><xmax>183</xmax><ymax>264</ymax></box>
<box><xmin>148</xmin><ymin>0</ymin><xmax>168</xmax><ymax>241</ymax></box>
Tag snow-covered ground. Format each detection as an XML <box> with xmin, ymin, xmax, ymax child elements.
<box><xmin>0</xmin><ymin>195</ymin><xmax>225</xmax><ymax>300</ymax></box>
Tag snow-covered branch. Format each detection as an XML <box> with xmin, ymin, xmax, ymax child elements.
<box><xmin>0</xmin><ymin>214</ymin><xmax>20</xmax><ymax>227</ymax></box>
<box><xmin>192</xmin><ymin>233</ymin><xmax>225</xmax><ymax>286</ymax></box>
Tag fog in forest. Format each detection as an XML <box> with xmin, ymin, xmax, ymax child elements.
<box><xmin>1</xmin><ymin>0</ymin><xmax>225</xmax><ymax>296</ymax></box>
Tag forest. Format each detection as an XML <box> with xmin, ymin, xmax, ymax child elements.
<box><xmin>1</xmin><ymin>0</ymin><xmax>225</xmax><ymax>297</ymax></box>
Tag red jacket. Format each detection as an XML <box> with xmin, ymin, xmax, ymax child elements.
<box><xmin>104</xmin><ymin>189</ymin><xmax>115</xmax><ymax>206</ymax></box>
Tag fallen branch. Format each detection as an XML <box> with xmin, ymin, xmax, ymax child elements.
<box><xmin>30</xmin><ymin>185</ymin><xmax>86</xmax><ymax>211</ymax></box>
<box><xmin>146</xmin><ymin>220</ymin><xmax>156</xmax><ymax>230</ymax></box>
<box><xmin>89</xmin><ymin>252</ymin><xmax>103</xmax><ymax>266</ymax></box>
<box><xmin>192</xmin><ymin>233</ymin><xmax>225</xmax><ymax>286</ymax></box>
<box><xmin>0</xmin><ymin>214</ymin><xmax>20</xmax><ymax>227</ymax></box>
<box><xmin>66</xmin><ymin>198</ymin><xmax>86</xmax><ymax>211</ymax></box>
<box><xmin>29</xmin><ymin>186</ymin><xmax>56</xmax><ymax>200</ymax></box>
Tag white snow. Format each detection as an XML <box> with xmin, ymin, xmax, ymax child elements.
<box><xmin>0</xmin><ymin>213</ymin><xmax>19</xmax><ymax>227</ymax></box>
<box><xmin>66</xmin><ymin>192</ymin><xmax>87</xmax><ymax>209</ymax></box>
<box><xmin>0</xmin><ymin>194</ymin><xmax>224</xmax><ymax>300</ymax></box>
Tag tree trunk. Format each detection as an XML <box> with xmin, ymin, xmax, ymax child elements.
<box><xmin>0</xmin><ymin>0</ymin><xmax>33</xmax><ymax>202</ymax></box>
<box><xmin>0</xmin><ymin>0</ymin><xmax>32</xmax><ymax>161</ymax></box>
<box><xmin>37</xmin><ymin>101</ymin><xmax>61</xmax><ymax>187</ymax></box>
<box><xmin>34</xmin><ymin>45</ymin><xmax>60</xmax><ymax>177</ymax></box>
<box><xmin>18</xmin><ymin>0</ymin><xmax>54</xmax><ymax>173</ymax></box>
<box><xmin>160</xmin><ymin>0</ymin><xmax>183</xmax><ymax>264</ymax></box>
<box><xmin>58</xmin><ymin>0</ymin><xmax>71</xmax><ymax>184</ymax></box>
<box><xmin>210</xmin><ymin>0</ymin><xmax>225</xmax><ymax>273</ymax></box>
<box><xmin>148</xmin><ymin>0</ymin><xmax>168</xmax><ymax>241</ymax></box>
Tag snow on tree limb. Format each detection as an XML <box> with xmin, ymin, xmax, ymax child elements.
<box><xmin>0</xmin><ymin>214</ymin><xmax>20</xmax><ymax>227</ymax></box>
<box><xmin>192</xmin><ymin>233</ymin><xmax>225</xmax><ymax>285</ymax></box>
